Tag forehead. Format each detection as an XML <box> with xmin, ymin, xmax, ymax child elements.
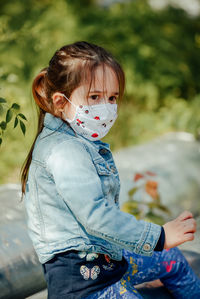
<box><xmin>90</xmin><ymin>65</ymin><xmax>119</xmax><ymax>92</ymax></box>
<box><xmin>70</xmin><ymin>65</ymin><xmax>119</xmax><ymax>98</ymax></box>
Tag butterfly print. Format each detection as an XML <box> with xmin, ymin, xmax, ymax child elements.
<box><xmin>80</xmin><ymin>265</ymin><xmax>100</xmax><ymax>280</ymax></box>
<box><xmin>102</xmin><ymin>254</ymin><xmax>115</xmax><ymax>271</ymax></box>
<box><xmin>78</xmin><ymin>251</ymin><xmax>99</xmax><ymax>261</ymax></box>
<box><xmin>102</xmin><ymin>263</ymin><xmax>115</xmax><ymax>271</ymax></box>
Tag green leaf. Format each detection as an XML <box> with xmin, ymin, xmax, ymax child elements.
<box><xmin>0</xmin><ymin>104</ymin><xmax>4</xmax><ymax>116</ymax></box>
<box><xmin>18</xmin><ymin>113</ymin><xmax>27</xmax><ymax>121</ymax></box>
<box><xmin>0</xmin><ymin>121</ymin><xmax>7</xmax><ymax>130</ymax></box>
<box><xmin>145</xmin><ymin>212</ymin><xmax>165</xmax><ymax>225</ymax></box>
<box><xmin>121</xmin><ymin>200</ymin><xmax>140</xmax><ymax>215</ymax></box>
<box><xmin>0</xmin><ymin>138</ymin><xmax>2</xmax><ymax>145</ymax></box>
<box><xmin>6</xmin><ymin>109</ymin><xmax>13</xmax><ymax>123</ymax></box>
<box><xmin>128</xmin><ymin>187</ymin><xmax>138</xmax><ymax>197</ymax></box>
<box><xmin>0</xmin><ymin>97</ymin><xmax>7</xmax><ymax>104</ymax></box>
<box><xmin>14</xmin><ymin>117</ymin><xmax>18</xmax><ymax>128</ymax></box>
<box><xmin>11</xmin><ymin>103</ymin><xmax>20</xmax><ymax>110</ymax></box>
<box><xmin>20</xmin><ymin>120</ymin><xmax>26</xmax><ymax>135</ymax></box>
<box><xmin>157</xmin><ymin>204</ymin><xmax>171</xmax><ymax>215</ymax></box>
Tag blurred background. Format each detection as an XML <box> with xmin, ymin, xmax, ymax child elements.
<box><xmin>0</xmin><ymin>0</ymin><xmax>200</xmax><ymax>184</ymax></box>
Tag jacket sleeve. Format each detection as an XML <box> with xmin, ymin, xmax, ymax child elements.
<box><xmin>46</xmin><ymin>138</ymin><xmax>162</xmax><ymax>256</ymax></box>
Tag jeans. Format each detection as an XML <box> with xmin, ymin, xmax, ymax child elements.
<box><xmin>84</xmin><ymin>247</ymin><xmax>200</xmax><ymax>298</ymax></box>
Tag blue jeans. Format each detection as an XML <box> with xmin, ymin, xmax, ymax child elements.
<box><xmin>84</xmin><ymin>247</ymin><xmax>200</xmax><ymax>298</ymax></box>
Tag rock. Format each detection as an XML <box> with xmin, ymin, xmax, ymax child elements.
<box><xmin>0</xmin><ymin>184</ymin><xmax>46</xmax><ymax>299</ymax></box>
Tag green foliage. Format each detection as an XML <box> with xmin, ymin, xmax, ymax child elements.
<box><xmin>73</xmin><ymin>0</ymin><xmax>200</xmax><ymax>101</ymax></box>
<box><xmin>0</xmin><ymin>97</ymin><xmax>27</xmax><ymax>146</ymax></box>
<box><xmin>0</xmin><ymin>0</ymin><xmax>200</xmax><ymax>183</ymax></box>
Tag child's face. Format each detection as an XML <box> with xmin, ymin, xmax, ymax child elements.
<box><xmin>62</xmin><ymin>64</ymin><xmax>119</xmax><ymax>121</ymax></box>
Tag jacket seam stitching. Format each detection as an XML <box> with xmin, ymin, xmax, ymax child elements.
<box><xmin>34</xmin><ymin>167</ymin><xmax>48</xmax><ymax>245</ymax></box>
<box><xmin>85</xmin><ymin>226</ymin><xmax>137</xmax><ymax>248</ymax></box>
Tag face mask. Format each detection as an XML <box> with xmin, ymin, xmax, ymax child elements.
<box><xmin>61</xmin><ymin>94</ymin><xmax>118</xmax><ymax>141</ymax></box>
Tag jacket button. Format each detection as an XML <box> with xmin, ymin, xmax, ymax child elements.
<box><xmin>143</xmin><ymin>243</ymin><xmax>151</xmax><ymax>251</ymax></box>
<box><xmin>111</xmin><ymin>166</ymin><xmax>116</xmax><ymax>173</ymax></box>
<box><xmin>114</xmin><ymin>195</ymin><xmax>119</xmax><ymax>203</ymax></box>
<box><xmin>99</xmin><ymin>149</ymin><xmax>108</xmax><ymax>155</ymax></box>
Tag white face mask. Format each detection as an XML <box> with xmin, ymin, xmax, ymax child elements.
<box><xmin>61</xmin><ymin>94</ymin><xmax>118</xmax><ymax>141</ymax></box>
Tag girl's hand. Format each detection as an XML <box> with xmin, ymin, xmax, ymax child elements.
<box><xmin>163</xmin><ymin>210</ymin><xmax>197</xmax><ymax>249</ymax></box>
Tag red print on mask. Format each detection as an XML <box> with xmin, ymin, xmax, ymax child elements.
<box><xmin>94</xmin><ymin>116</ymin><xmax>100</xmax><ymax>120</ymax></box>
<box><xmin>91</xmin><ymin>133</ymin><xmax>99</xmax><ymax>138</ymax></box>
<box><xmin>77</xmin><ymin>119</ymin><xmax>83</xmax><ymax>124</ymax></box>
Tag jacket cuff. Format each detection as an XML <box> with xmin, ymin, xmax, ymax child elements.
<box><xmin>135</xmin><ymin>222</ymin><xmax>162</xmax><ymax>256</ymax></box>
<box><xmin>154</xmin><ymin>226</ymin><xmax>165</xmax><ymax>251</ymax></box>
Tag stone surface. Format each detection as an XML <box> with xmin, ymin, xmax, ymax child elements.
<box><xmin>26</xmin><ymin>289</ymin><xmax>47</xmax><ymax>299</ymax></box>
<box><xmin>0</xmin><ymin>184</ymin><xmax>46</xmax><ymax>299</ymax></box>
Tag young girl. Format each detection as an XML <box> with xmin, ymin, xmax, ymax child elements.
<box><xmin>21</xmin><ymin>41</ymin><xmax>200</xmax><ymax>299</ymax></box>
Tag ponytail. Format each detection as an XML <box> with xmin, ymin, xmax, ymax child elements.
<box><xmin>21</xmin><ymin>68</ymin><xmax>51</xmax><ymax>197</ymax></box>
<box><xmin>32</xmin><ymin>68</ymin><xmax>52</xmax><ymax>113</ymax></box>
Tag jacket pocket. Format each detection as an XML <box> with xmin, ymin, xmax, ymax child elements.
<box><xmin>94</xmin><ymin>162</ymin><xmax>112</xmax><ymax>197</ymax></box>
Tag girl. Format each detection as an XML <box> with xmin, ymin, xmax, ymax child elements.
<box><xmin>21</xmin><ymin>41</ymin><xmax>200</xmax><ymax>298</ymax></box>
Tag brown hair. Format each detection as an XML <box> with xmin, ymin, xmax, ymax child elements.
<box><xmin>21</xmin><ymin>41</ymin><xmax>125</xmax><ymax>196</ymax></box>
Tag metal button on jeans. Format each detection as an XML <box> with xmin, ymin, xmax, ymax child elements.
<box><xmin>143</xmin><ymin>243</ymin><xmax>151</xmax><ymax>251</ymax></box>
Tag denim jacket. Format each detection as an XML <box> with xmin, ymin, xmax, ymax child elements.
<box><xmin>24</xmin><ymin>113</ymin><xmax>161</xmax><ymax>264</ymax></box>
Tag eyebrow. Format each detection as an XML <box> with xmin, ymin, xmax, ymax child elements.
<box><xmin>89</xmin><ymin>90</ymin><xmax>119</xmax><ymax>95</ymax></box>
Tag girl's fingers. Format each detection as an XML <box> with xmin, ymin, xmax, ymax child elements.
<box><xmin>183</xmin><ymin>233</ymin><xmax>195</xmax><ymax>242</ymax></box>
<box><xmin>182</xmin><ymin>218</ymin><xmax>196</xmax><ymax>233</ymax></box>
<box><xmin>178</xmin><ymin>210</ymin><xmax>193</xmax><ymax>221</ymax></box>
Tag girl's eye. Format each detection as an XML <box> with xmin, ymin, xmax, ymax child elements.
<box><xmin>109</xmin><ymin>96</ymin><xmax>117</xmax><ymax>102</ymax></box>
<box><xmin>90</xmin><ymin>95</ymin><xmax>99</xmax><ymax>100</ymax></box>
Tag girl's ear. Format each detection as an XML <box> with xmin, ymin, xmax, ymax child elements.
<box><xmin>52</xmin><ymin>92</ymin><xmax>66</xmax><ymax>112</ymax></box>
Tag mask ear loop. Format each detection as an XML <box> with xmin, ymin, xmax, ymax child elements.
<box><xmin>59</xmin><ymin>94</ymin><xmax>80</xmax><ymax>138</ymax></box>
<box><xmin>61</xmin><ymin>93</ymin><xmax>77</xmax><ymax>109</ymax></box>
<box><xmin>60</xmin><ymin>94</ymin><xmax>77</xmax><ymax>123</ymax></box>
